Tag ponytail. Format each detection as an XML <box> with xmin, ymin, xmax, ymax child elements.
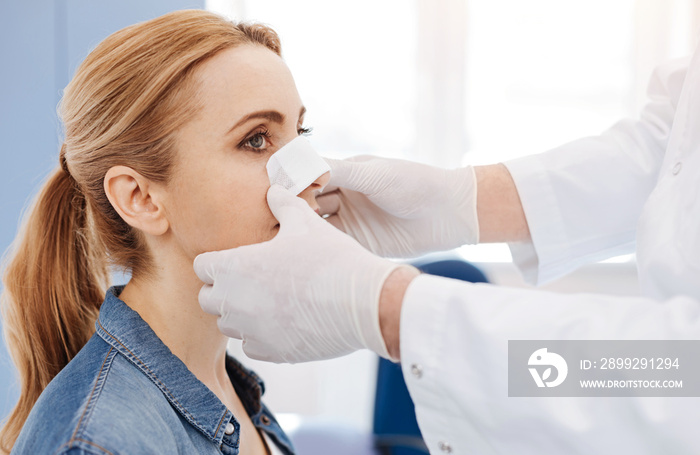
<box><xmin>0</xmin><ymin>158</ymin><xmax>110</xmax><ymax>453</ymax></box>
<box><xmin>0</xmin><ymin>10</ymin><xmax>284</xmax><ymax>453</ymax></box>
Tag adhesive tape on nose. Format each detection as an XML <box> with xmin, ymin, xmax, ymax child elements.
<box><xmin>266</xmin><ymin>136</ymin><xmax>331</xmax><ymax>196</ymax></box>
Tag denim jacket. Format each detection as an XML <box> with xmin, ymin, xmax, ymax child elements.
<box><xmin>12</xmin><ymin>285</ymin><xmax>295</xmax><ymax>455</ymax></box>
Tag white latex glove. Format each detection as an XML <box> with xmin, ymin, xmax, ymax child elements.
<box><xmin>318</xmin><ymin>156</ymin><xmax>479</xmax><ymax>258</ymax></box>
<box><xmin>193</xmin><ymin>184</ymin><xmax>415</xmax><ymax>363</ymax></box>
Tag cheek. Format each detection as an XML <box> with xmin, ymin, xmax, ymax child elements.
<box><xmin>170</xmin><ymin>167</ymin><xmax>278</xmax><ymax>256</ymax></box>
<box><xmin>222</xmin><ymin>185</ymin><xmax>279</xmax><ymax>247</ymax></box>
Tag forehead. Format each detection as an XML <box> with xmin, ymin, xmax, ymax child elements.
<box><xmin>192</xmin><ymin>45</ymin><xmax>301</xmax><ymax>122</ymax></box>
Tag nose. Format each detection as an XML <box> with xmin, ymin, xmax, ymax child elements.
<box><xmin>299</xmin><ymin>170</ymin><xmax>331</xmax><ymax>210</ymax></box>
<box><xmin>308</xmin><ymin>171</ymin><xmax>331</xmax><ymax>193</ymax></box>
<box><xmin>268</xmin><ymin>135</ymin><xmax>331</xmax><ymax>205</ymax></box>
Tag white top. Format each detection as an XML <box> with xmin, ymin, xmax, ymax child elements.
<box><xmin>264</xmin><ymin>432</ymin><xmax>284</xmax><ymax>455</ymax></box>
<box><xmin>400</xmin><ymin>49</ymin><xmax>700</xmax><ymax>454</ymax></box>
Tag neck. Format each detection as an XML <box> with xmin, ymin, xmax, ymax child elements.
<box><xmin>118</xmin><ymin>257</ymin><xmax>231</xmax><ymax>393</ymax></box>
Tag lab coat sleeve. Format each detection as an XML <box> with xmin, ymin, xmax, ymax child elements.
<box><xmin>502</xmin><ymin>57</ymin><xmax>690</xmax><ymax>286</ymax></box>
<box><xmin>400</xmin><ymin>274</ymin><xmax>700</xmax><ymax>455</ymax></box>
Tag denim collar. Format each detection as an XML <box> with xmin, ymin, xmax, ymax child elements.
<box><xmin>94</xmin><ymin>285</ymin><xmax>267</xmax><ymax>446</ymax></box>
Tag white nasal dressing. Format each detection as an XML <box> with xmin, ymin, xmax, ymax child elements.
<box><xmin>266</xmin><ymin>136</ymin><xmax>331</xmax><ymax>195</ymax></box>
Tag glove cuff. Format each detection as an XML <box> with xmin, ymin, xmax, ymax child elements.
<box><xmin>446</xmin><ymin>165</ymin><xmax>479</xmax><ymax>245</ymax></box>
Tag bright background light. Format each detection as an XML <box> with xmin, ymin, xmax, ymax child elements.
<box><xmin>208</xmin><ymin>0</ymin><xmax>700</xmax><ymax>431</ymax></box>
<box><xmin>210</xmin><ymin>0</ymin><xmax>698</xmax><ymax>263</ymax></box>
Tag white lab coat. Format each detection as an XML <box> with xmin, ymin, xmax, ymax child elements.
<box><xmin>400</xmin><ymin>52</ymin><xmax>700</xmax><ymax>454</ymax></box>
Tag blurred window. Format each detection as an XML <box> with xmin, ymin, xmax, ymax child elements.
<box><xmin>208</xmin><ymin>0</ymin><xmax>699</xmax><ymax>262</ymax></box>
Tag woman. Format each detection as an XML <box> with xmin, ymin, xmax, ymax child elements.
<box><xmin>0</xmin><ymin>9</ymin><xmax>328</xmax><ymax>454</ymax></box>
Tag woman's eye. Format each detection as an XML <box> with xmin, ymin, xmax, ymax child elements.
<box><xmin>242</xmin><ymin>130</ymin><xmax>271</xmax><ymax>151</ymax></box>
<box><xmin>248</xmin><ymin>134</ymin><xmax>266</xmax><ymax>148</ymax></box>
<box><xmin>298</xmin><ymin>126</ymin><xmax>313</xmax><ymax>136</ymax></box>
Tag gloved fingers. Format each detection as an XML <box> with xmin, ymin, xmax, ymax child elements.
<box><xmin>323</xmin><ymin>214</ymin><xmax>346</xmax><ymax>232</ymax></box>
<box><xmin>324</xmin><ymin>155</ymin><xmax>374</xmax><ymax>166</ymax></box>
<box><xmin>316</xmin><ymin>191</ymin><xmax>340</xmax><ymax>216</ymax></box>
<box><xmin>217</xmin><ymin>317</ymin><xmax>244</xmax><ymax>340</ymax></box>
<box><xmin>197</xmin><ymin>284</ymin><xmax>220</xmax><ymax>315</ymax></box>
<box><xmin>323</xmin><ymin>157</ymin><xmax>375</xmax><ymax>193</ymax></box>
<box><xmin>343</xmin><ymin>154</ymin><xmax>375</xmax><ymax>163</ymax></box>
<box><xmin>241</xmin><ymin>338</ymin><xmax>275</xmax><ymax>362</ymax></box>
<box><xmin>193</xmin><ymin>251</ymin><xmax>220</xmax><ymax>285</ymax></box>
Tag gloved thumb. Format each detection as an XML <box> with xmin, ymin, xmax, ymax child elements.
<box><xmin>267</xmin><ymin>184</ymin><xmax>319</xmax><ymax>236</ymax></box>
<box><xmin>324</xmin><ymin>156</ymin><xmax>377</xmax><ymax>194</ymax></box>
<box><xmin>193</xmin><ymin>251</ymin><xmax>218</xmax><ymax>285</ymax></box>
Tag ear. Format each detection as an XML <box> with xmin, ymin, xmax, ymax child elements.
<box><xmin>103</xmin><ymin>165</ymin><xmax>169</xmax><ymax>236</ymax></box>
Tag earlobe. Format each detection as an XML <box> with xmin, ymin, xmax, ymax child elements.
<box><xmin>103</xmin><ymin>166</ymin><xmax>170</xmax><ymax>236</ymax></box>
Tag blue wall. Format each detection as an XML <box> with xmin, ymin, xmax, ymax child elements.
<box><xmin>0</xmin><ymin>0</ymin><xmax>204</xmax><ymax>422</ymax></box>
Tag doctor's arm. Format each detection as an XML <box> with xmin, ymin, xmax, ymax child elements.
<box><xmin>194</xmin><ymin>194</ymin><xmax>700</xmax><ymax>453</ymax></box>
<box><xmin>321</xmin><ymin>57</ymin><xmax>688</xmax><ymax>286</ymax></box>
<box><xmin>496</xmin><ymin>57</ymin><xmax>689</xmax><ymax>285</ymax></box>
<box><xmin>473</xmin><ymin>163</ymin><xmax>530</xmax><ymax>243</ymax></box>
<box><xmin>391</xmin><ymin>273</ymin><xmax>700</xmax><ymax>454</ymax></box>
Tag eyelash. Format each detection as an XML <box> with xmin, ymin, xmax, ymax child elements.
<box><xmin>241</xmin><ymin>128</ymin><xmax>271</xmax><ymax>152</ymax></box>
<box><xmin>239</xmin><ymin>126</ymin><xmax>314</xmax><ymax>153</ymax></box>
<box><xmin>298</xmin><ymin>126</ymin><xmax>313</xmax><ymax>136</ymax></box>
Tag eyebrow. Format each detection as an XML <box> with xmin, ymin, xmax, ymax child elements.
<box><xmin>228</xmin><ymin>106</ymin><xmax>307</xmax><ymax>135</ymax></box>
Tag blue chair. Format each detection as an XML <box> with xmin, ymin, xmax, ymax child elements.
<box><xmin>372</xmin><ymin>259</ymin><xmax>489</xmax><ymax>455</ymax></box>
<box><xmin>287</xmin><ymin>417</ymin><xmax>377</xmax><ymax>455</ymax></box>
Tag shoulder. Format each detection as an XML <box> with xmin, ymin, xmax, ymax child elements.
<box><xmin>13</xmin><ymin>336</ymin><xmax>179</xmax><ymax>454</ymax></box>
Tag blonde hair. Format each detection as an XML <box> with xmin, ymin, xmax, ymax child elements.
<box><xmin>0</xmin><ymin>10</ymin><xmax>281</xmax><ymax>453</ymax></box>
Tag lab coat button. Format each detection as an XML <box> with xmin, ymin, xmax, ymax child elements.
<box><xmin>410</xmin><ymin>363</ymin><xmax>423</xmax><ymax>379</ymax></box>
<box><xmin>672</xmin><ymin>162</ymin><xmax>682</xmax><ymax>175</ymax></box>
<box><xmin>224</xmin><ymin>422</ymin><xmax>235</xmax><ymax>435</ymax></box>
<box><xmin>438</xmin><ymin>441</ymin><xmax>453</xmax><ymax>453</ymax></box>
